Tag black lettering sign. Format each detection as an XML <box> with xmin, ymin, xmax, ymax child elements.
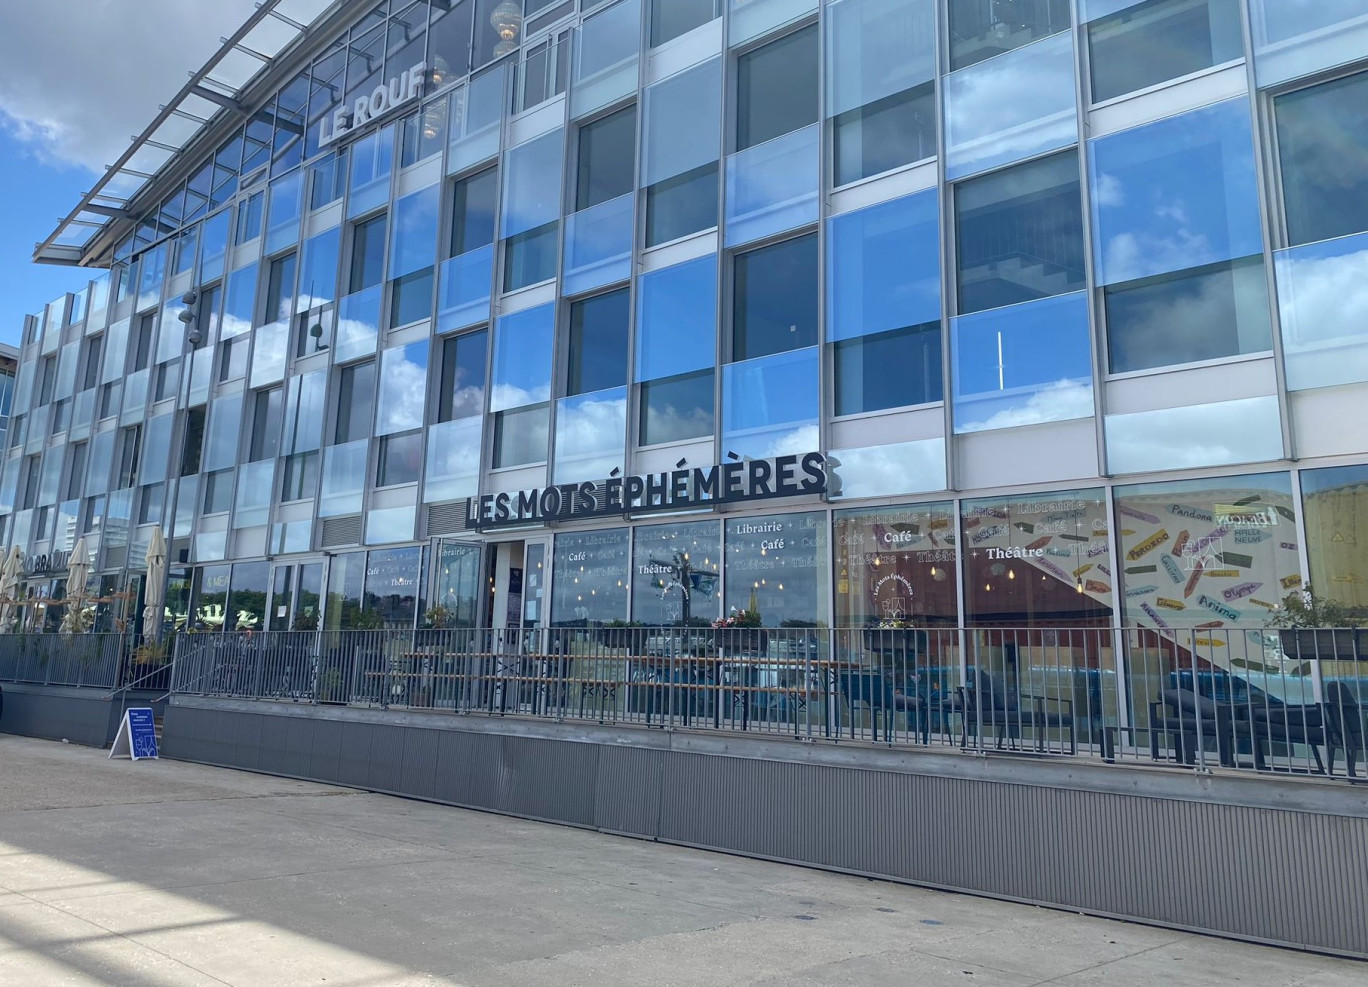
<box><xmin>464</xmin><ymin>452</ymin><xmax>833</xmax><ymax>529</ymax></box>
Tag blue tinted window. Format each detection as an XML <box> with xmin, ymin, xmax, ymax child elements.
<box><xmin>1090</xmin><ymin>98</ymin><xmax>1262</xmax><ymax>286</ymax></box>
<box><xmin>640</xmin><ymin>370</ymin><xmax>713</xmax><ymax>446</ymax></box>
<box><xmin>501</xmin><ymin>131</ymin><xmax>564</xmax><ymax>238</ymax></box>
<box><xmin>948</xmin><ymin>0</ymin><xmax>1071</xmax><ymax>70</ymax></box>
<box><xmin>955</xmin><ymin>152</ymin><xmax>1085</xmax><ymax>315</ymax></box>
<box><xmin>389</xmin><ymin>184</ymin><xmax>440</xmax><ymax>279</ymax></box>
<box><xmin>637</xmin><ymin>255</ymin><xmax>716</xmax><ymax>382</ymax></box>
<box><xmin>834</xmin><ymin>323</ymin><xmax>942</xmax><ymax>415</ymax></box>
<box><xmin>734</xmin><ymin>236</ymin><xmax>818</xmax><ymax>361</ymax></box>
<box><xmin>490</xmin><ymin>304</ymin><xmax>554</xmax><ymax>411</ymax></box>
<box><xmin>722</xmin><ymin>347</ymin><xmax>819</xmax><ymax>459</ymax></box>
<box><xmin>951</xmin><ymin>291</ymin><xmax>1093</xmax><ymax>433</ymax></box>
<box><xmin>568</xmin><ymin>290</ymin><xmax>629</xmax><ymax>395</ymax></box>
<box><xmin>828</xmin><ymin>190</ymin><xmax>939</xmax><ymax>342</ymax></box>
<box><xmin>1086</xmin><ymin>0</ymin><xmax>1243</xmax><ymax>104</ymax></box>
<box><xmin>1275</xmin><ymin>72</ymin><xmax>1368</xmax><ymax>248</ymax></box>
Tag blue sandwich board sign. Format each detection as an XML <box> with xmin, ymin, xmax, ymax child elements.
<box><xmin>109</xmin><ymin>707</ymin><xmax>158</xmax><ymax>760</ymax></box>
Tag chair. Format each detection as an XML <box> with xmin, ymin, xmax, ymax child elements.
<box><xmin>1250</xmin><ymin>702</ymin><xmax>1327</xmax><ymax>773</ymax></box>
<box><xmin>1150</xmin><ymin>687</ymin><xmax>1250</xmax><ymax>767</ymax></box>
<box><xmin>837</xmin><ymin>671</ymin><xmax>928</xmax><ymax>743</ymax></box>
<box><xmin>1325</xmin><ymin>682</ymin><xmax>1363</xmax><ymax>778</ymax></box>
<box><xmin>960</xmin><ymin>668</ymin><xmax>1076</xmax><ymax>754</ymax></box>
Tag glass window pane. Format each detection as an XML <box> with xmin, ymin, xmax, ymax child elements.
<box><xmin>333</xmin><ymin>285</ymin><xmax>383</xmax><ymax>363</ymax></box>
<box><xmin>250</xmin><ymin>319</ymin><xmax>290</xmax><ymax>388</ymax></box>
<box><xmin>1251</xmin><ymin>0</ymin><xmax>1368</xmax><ymax>87</ymax></box>
<box><xmin>284</xmin><ymin>370</ymin><xmax>326</xmax><ymax>454</ymax></box>
<box><xmin>501</xmin><ymin>131</ymin><xmax>565</xmax><ymax>239</ymax></box>
<box><xmin>948</xmin><ymin>0</ymin><xmax>1071</xmax><ymax>70</ymax></box>
<box><xmin>266</xmin><ymin>170</ymin><xmax>304</xmax><ymax>255</ymax></box>
<box><xmin>736</xmin><ymin>26</ymin><xmax>818</xmax><ymax>150</ymax></box>
<box><xmin>723</xmin><ymin>511</ymin><xmax>828</xmax><ymax>627</ymax></box>
<box><xmin>651</xmin><ymin>0</ymin><xmax>719</xmax><ymax>47</ymax></box>
<box><xmin>1115</xmin><ymin>473</ymin><xmax>1299</xmax><ymax>630</ymax></box>
<box><xmin>265</xmin><ymin>252</ymin><xmax>298</xmax><ymax>324</ymax></box>
<box><xmin>1090</xmin><ymin>98</ymin><xmax>1262</xmax><ymax>286</ymax></box>
<box><xmin>554</xmin><ymin>386</ymin><xmax>627</xmax><ymax>483</ymax></box>
<box><xmin>438</xmin><ymin>329</ymin><xmax>488</xmax><ymax>422</ymax></box>
<box><xmin>438</xmin><ymin>245</ymin><xmax>494</xmax><ymax>332</ymax></box>
<box><xmin>551</xmin><ymin>528</ymin><xmax>630</xmax><ymax>626</ymax></box>
<box><xmin>503</xmin><ymin>223</ymin><xmax>559</xmax><ymax>291</ymax></box>
<box><xmin>833</xmin><ymin>501</ymin><xmax>958</xmax><ymax>626</ymax></box>
<box><xmin>491</xmin><ymin>303</ymin><xmax>555</xmax><ymax>411</ymax></box>
<box><xmin>834</xmin><ymin>322</ymin><xmax>942</xmax><ymax>415</ymax></box>
<box><xmin>632</xmin><ymin>519</ymin><xmax>721</xmax><ymax>626</ymax></box>
<box><xmin>734</xmin><ymin>235</ymin><xmax>818</xmax><ymax>361</ymax></box>
<box><xmin>376</xmin><ymin>341</ymin><xmax>429</xmax><ymax>435</ymax></box>
<box><xmin>227</xmin><ymin>562</ymin><xmax>270</xmax><ymax>631</ymax></box>
<box><xmin>450</xmin><ymin>64</ymin><xmax>508</xmax><ymax>170</ymax></box>
<box><xmin>298</xmin><ymin>227</ymin><xmax>341</xmax><ymax>311</ymax></box>
<box><xmin>378</xmin><ymin>430</ymin><xmax>424</xmax><ymax>486</ymax></box>
<box><xmin>348</xmin><ymin>125</ymin><xmax>395</xmax><ymax>218</ymax></box>
<box><xmin>1105</xmin><ymin>258</ymin><xmax>1271</xmax><ymax>374</ymax></box>
<box><xmin>576</xmin><ymin>108</ymin><xmax>636</xmax><ymax>211</ymax></box>
<box><xmin>960</xmin><ymin>490</ymin><xmax>1112</xmax><ymax>627</ymax></box>
<box><xmin>233</xmin><ymin>460</ymin><xmax>274</xmax><ymax>528</ymax></box>
<box><xmin>1106</xmin><ymin>395</ymin><xmax>1283</xmax><ymax>475</ymax></box>
<box><xmin>493</xmin><ymin>404</ymin><xmax>549</xmax><ymax>467</ymax></box>
<box><xmin>642</xmin><ymin>59</ymin><xmax>720</xmax><ymax>245</ymax></box>
<box><xmin>199</xmin><ymin>211</ymin><xmax>231</xmax><ymax>286</ymax></box>
<box><xmin>563</xmin><ymin>193</ymin><xmax>633</xmax><ymax>295</ymax></box>
<box><xmin>951</xmin><ymin>291</ymin><xmax>1093</xmax><ymax>433</ymax></box>
<box><xmin>424</xmin><ymin>417</ymin><xmax>483</xmax><ymax>502</ymax></box>
<box><xmin>1275</xmin><ymin>72</ymin><xmax>1368</xmax><ymax>248</ymax></box>
<box><xmin>955</xmin><ymin>151</ymin><xmax>1086</xmax><ymax>315</ymax></box>
<box><xmin>722</xmin><ymin>346</ymin><xmax>819</xmax><ymax>459</ymax></box>
<box><xmin>637</xmin><ymin>255</ymin><xmax>716</xmax><ymax>381</ymax></box>
<box><xmin>203</xmin><ymin>468</ymin><xmax>234</xmax><ymax>515</ymax></box>
<box><xmin>571</xmin><ymin>0</ymin><xmax>642</xmax><ymax>118</ymax></box>
<box><xmin>825</xmin><ymin>438</ymin><xmax>947</xmax><ymax>499</ymax></box>
<box><xmin>221</xmin><ymin>262</ymin><xmax>258</xmax><ymax>338</ymax></box>
<box><xmin>724</xmin><ymin>123</ymin><xmax>819</xmax><ymax>247</ymax></box>
<box><xmin>390</xmin><ymin>184</ymin><xmax>440</xmax><ymax>279</ymax></box>
<box><xmin>366</xmin><ymin>505</ymin><xmax>417</xmax><ymax>545</ymax></box>
<box><xmin>944</xmin><ymin>32</ymin><xmax>1077</xmax><ymax>180</ymax></box>
<box><xmin>335</xmin><ymin>361</ymin><xmax>376</xmax><ymax>445</ymax></box>
<box><xmin>568</xmin><ymin>289</ymin><xmax>629</xmax><ymax>395</ymax></box>
<box><xmin>452</xmin><ymin>168</ymin><xmax>498</xmax><ymax>255</ymax></box>
<box><xmin>390</xmin><ymin>268</ymin><xmax>434</xmax><ymax>328</ymax></box>
<box><xmin>351</xmin><ymin>214</ymin><xmax>388</xmax><ymax>292</ymax></box>
<box><xmin>1086</xmin><ymin>0</ymin><xmax>1243</xmax><ymax>104</ymax></box>
<box><xmin>203</xmin><ymin>392</ymin><xmax>243</xmax><ymax>472</ymax></box>
<box><xmin>828</xmin><ymin>0</ymin><xmax>937</xmax><ymax>185</ymax></box>
<box><xmin>319</xmin><ymin>438</ymin><xmax>368</xmax><ymax>516</ymax></box>
<box><xmin>640</xmin><ymin>369</ymin><xmax>714</xmax><ymax>446</ymax></box>
<box><xmin>1302</xmin><ymin>465</ymin><xmax>1368</xmax><ymax>620</ymax></box>
<box><xmin>828</xmin><ymin>190</ymin><xmax>940</xmax><ymax>341</ymax></box>
<box><xmin>1275</xmin><ymin>231</ymin><xmax>1368</xmax><ymax>391</ymax></box>
<box><xmin>729</xmin><ymin>0</ymin><xmax>818</xmax><ymax>48</ymax></box>
<box><xmin>646</xmin><ymin>163</ymin><xmax>718</xmax><ymax>247</ymax></box>
<box><xmin>430</xmin><ymin>0</ymin><xmax>474</xmax><ymax>79</ymax></box>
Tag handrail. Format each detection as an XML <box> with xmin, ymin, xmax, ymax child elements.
<box><xmin>101</xmin><ymin>659</ymin><xmax>175</xmax><ymax>702</ymax></box>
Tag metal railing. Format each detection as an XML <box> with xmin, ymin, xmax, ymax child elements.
<box><xmin>0</xmin><ymin>632</ymin><xmax>127</xmax><ymax>689</ymax></box>
<box><xmin>167</xmin><ymin>625</ymin><xmax>1366</xmax><ymax>781</ymax></box>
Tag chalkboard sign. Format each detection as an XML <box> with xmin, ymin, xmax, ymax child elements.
<box><xmin>109</xmin><ymin>707</ymin><xmax>159</xmax><ymax>761</ymax></box>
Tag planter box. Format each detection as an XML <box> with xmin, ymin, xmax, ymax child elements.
<box><xmin>1278</xmin><ymin>628</ymin><xmax>1360</xmax><ymax>660</ymax></box>
<box><xmin>862</xmin><ymin>628</ymin><xmax>926</xmax><ymax>657</ymax></box>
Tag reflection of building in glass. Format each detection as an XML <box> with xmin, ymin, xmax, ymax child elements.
<box><xmin>1</xmin><ymin>0</ymin><xmax>1367</xmax><ymax>658</ymax></box>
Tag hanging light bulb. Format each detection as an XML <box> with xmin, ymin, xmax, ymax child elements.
<box><xmin>1008</xmin><ymin>569</ymin><xmax>1015</xmax><ymax>580</ymax></box>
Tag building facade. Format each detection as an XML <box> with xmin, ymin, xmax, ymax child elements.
<box><xmin>4</xmin><ymin>0</ymin><xmax>1368</xmax><ymax>658</ymax></box>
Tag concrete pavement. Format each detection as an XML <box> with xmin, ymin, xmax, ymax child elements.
<box><xmin>0</xmin><ymin>734</ymin><xmax>1361</xmax><ymax>986</ymax></box>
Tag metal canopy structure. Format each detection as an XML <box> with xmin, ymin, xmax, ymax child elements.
<box><xmin>33</xmin><ymin>0</ymin><xmax>347</xmax><ymax>268</ymax></box>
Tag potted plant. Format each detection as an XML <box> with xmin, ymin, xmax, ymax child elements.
<box><xmin>863</xmin><ymin>618</ymin><xmax>923</xmax><ymax>658</ymax></box>
<box><xmin>1265</xmin><ymin>585</ymin><xmax>1364</xmax><ymax>660</ymax></box>
<box><xmin>597</xmin><ymin>619</ymin><xmax>642</xmax><ymax>650</ymax></box>
<box><xmin>713</xmin><ymin>608</ymin><xmax>766</xmax><ymax>654</ymax></box>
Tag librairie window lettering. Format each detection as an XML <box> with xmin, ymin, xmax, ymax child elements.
<box><xmin>467</xmin><ymin>453</ymin><xmax>829</xmax><ymax>528</ymax></box>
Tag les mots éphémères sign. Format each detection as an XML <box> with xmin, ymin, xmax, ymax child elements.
<box><xmin>466</xmin><ymin>452</ymin><xmax>831</xmax><ymax>529</ymax></box>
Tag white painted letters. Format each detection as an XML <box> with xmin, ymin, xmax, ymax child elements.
<box><xmin>320</xmin><ymin>61</ymin><xmax>427</xmax><ymax>147</ymax></box>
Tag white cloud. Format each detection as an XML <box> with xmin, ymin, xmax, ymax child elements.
<box><xmin>0</xmin><ymin>0</ymin><xmax>259</xmax><ymax>173</ymax></box>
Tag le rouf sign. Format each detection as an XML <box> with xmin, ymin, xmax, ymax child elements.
<box><xmin>320</xmin><ymin>61</ymin><xmax>427</xmax><ymax>147</ymax></box>
<box><xmin>467</xmin><ymin>452</ymin><xmax>830</xmax><ymax>529</ymax></box>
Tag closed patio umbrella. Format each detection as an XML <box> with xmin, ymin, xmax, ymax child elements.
<box><xmin>143</xmin><ymin>527</ymin><xmax>168</xmax><ymax>645</ymax></box>
<box><xmin>62</xmin><ymin>538</ymin><xmax>92</xmax><ymax>634</ymax></box>
<box><xmin>0</xmin><ymin>545</ymin><xmax>22</xmax><ymax>632</ymax></box>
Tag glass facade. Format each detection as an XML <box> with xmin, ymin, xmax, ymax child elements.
<box><xmin>3</xmin><ymin>0</ymin><xmax>1367</xmax><ymax>672</ymax></box>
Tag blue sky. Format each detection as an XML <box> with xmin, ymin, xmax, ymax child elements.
<box><xmin>0</xmin><ymin>149</ymin><xmax>95</xmax><ymax>346</ymax></box>
<box><xmin>0</xmin><ymin>0</ymin><xmax>257</xmax><ymax>347</ymax></box>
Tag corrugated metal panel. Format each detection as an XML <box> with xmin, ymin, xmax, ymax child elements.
<box><xmin>399</xmin><ymin>726</ymin><xmax>440</xmax><ymax>799</ymax></box>
<box><xmin>308</xmin><ymin>717</ymin><xmax>345</xmax><ymax>783</ymax></box>
<box><xmin>594</xmin><ymin>745</ymin><xmax>662</xmax><ymax>837</ymax></box>
<box><xmin>232</xmin><ymin>710</ymin><xmax>264</xmax><ymax>770</ymax></box>
<box><xmin>257</xmin><ymin>713</ymin><xmax>289</xmax><ymax>773</ymax></box>
<box><xmin>160</xmin><ymin>704</ymin><xmax>1368</xmax><ymax>958</ymax></box>
<box><xmin>281</xmin><ymin>715</ymin><xmax>314</xmax><ymax>777</ymax></box>
<box><xmin>424</xmin><ymin>502</ymin><xmax>468</xmax><ymax>536</ymax></box>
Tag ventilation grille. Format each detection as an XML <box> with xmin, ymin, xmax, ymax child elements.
<box><xmin>319</xmin><ymin>515</ymin><xmax>362</xmax><ymax>548</ymax></box>
<box><xmin>425</xmin><ymin>501</ymin><xmax>471</xmax><ymax>537</ymax></box>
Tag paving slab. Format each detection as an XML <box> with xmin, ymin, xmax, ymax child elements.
<box><xmin>0</xmin><ymin>734</ymin><xmax>1363</xmax><ymax>986</ymax></box>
